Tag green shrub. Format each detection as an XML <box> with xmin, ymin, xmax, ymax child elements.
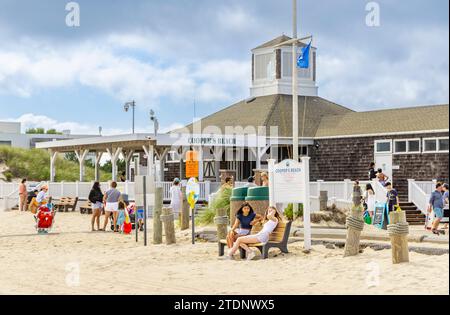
<box><xmin>0</xmin><ymin>146</ymin><xmax>110</xmax><ymax>182</ymax></box>
<box><xmin>197</xmin><ymin>186</ymin><xmax>232</xmax><ymax>226</ymax></box>
<box><xmin>284</xmin><ymin>203</ymin><xmax>304</xmax><ymax>221</ymax></box>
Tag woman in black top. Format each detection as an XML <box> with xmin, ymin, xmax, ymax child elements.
<box><xmin>226</xmin><ymin>203</ymin><xmax>261</xmax><ymax>248</ymax></box>
<box><xmin>368</xmin><ymin>162</ymin><xmax>377</xmax><ymax>180</ymax></box>
<box><xmin>88</xmin><ymin>182</ymin><xmax>104</xmax><ymax>231</ymax></box>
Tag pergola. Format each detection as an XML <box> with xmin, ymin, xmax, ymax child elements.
<box><xmin>36</xmin><ymin>134</ymin><xmax>164</xmax><ymax>182</ymax></box>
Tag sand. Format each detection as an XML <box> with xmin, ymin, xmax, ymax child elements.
<box><xmin>0</xmin><ymin>210</ymin><xmax>448</xmax><ymax>295</ymax></box>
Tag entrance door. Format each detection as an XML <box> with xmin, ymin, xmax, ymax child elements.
<box><xmin>374</xmin><ymin>140</ymin><xmax>393</xmax><ymax>183</ymax></box>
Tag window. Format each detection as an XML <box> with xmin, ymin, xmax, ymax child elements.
<box><xmin>408</xmin><ymin>140</ymin><xmax>421</xmax><ymax>153</ymax></box>
<box><xmin>254</xmin><ymin>53</ymin><xmax>274</xmax><ymax>81</ymax></box>
<box><xmin>375</xmin><ymin>141</ymin><xmax>391</xmax><ymax>153</ymax></box>
<box><xmin>0</xmin><ymin>141</ymin><xmax>12</xmax><ymax>146</ymax></box>
<box><xmin>394</xmin><ymin>141</ymin><xmax>407</xmax><ymax>153</ymax></box>
<box><xmin>439</xmin><ymin>138</ymin><xmax>449</xmax><ymax>151</ymax></box>
<box><xmin>282</xmin><ymin>51</ymin><xmax>312</xmax><ymax>79</ymax></box>
<box><xmin>393</xmin><ymin>139</ymin><xmax>421</xmax><ymax>154</ymax></box>
<box><xmin>423</xmin><ymin>137</ymin><xmax>449</xmax><ymax>153</ymax></box>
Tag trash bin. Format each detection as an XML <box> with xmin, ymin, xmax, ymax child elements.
<box><xmin>245</xmin><ymin>187</ymin><xmax>270</xmax><ymax>218</ymax></box>
<box><xmin>230</xmin><ymin>187</ymin><xmax>248</xmax><ymax>226</ymax></box>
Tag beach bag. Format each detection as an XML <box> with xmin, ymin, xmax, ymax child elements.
<box><xmin>123</xmin><ymin>210</ymin><xmax>132</xmax><ymax>234</ymax></box>
<box><xmin>363</xmin><ymin>210</ymin><xmax>372</xmax><ymax>225</ymax></box>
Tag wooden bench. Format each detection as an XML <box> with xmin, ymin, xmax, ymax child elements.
<box><xmin>54</xmin><ymin>197</ymin><xmax>79</xmax><ymax>212</ymax></box>
<box><xmin>79</xmin><ymin>201</ymin><xmax>93</xmax><ymax>214</ymax></box>
<box><xmin>219</xmin><ymin>220</ymin><xmax>292</xmax><ymax>259</ymax></box>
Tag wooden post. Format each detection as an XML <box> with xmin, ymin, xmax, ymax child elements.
<box><xmin>214</xmin><ymin>207</ymin><xmax>228</xmax><ymax>241</ymax></box>
<box><xmin>388</xmin><ymin>211</ymin><xmax>410</xmax><ymax>264</ymax></box>
<box><xmin>161</xmin><ymin>207</ymin><xmax>176</xmax><ymax>245</ymax></box>
<box><xmin>343</xmin><ymin>183</ymin><xmax>365</xmax><ymax>257</ymax></box>
<box><xmin>153</xmin><ymin>187</ymin><xmax>163</xmax><ymax>245</ymax></box>
<box><xmin>180</xmin><ymin>186</ymin><xmax>190</xmax><ymax>230</ymax></box>
<box><xmin>319</xmin><ymin>191</ymin><xmax>328</xmax><ymax>211</ymax></box>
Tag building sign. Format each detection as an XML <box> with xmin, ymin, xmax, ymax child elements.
<box><xmin>185</xmin><ymin>150</ymin><xmax>199</xmax><ymax>178</ymax></box>
<box><xmin>271</xmin><ymin>159</ymin><xmax>304</xmax><ymax>203</ymax></box>
<box><xmin>171</xmin><ymin>133</ymin><xmax>266</xmax><ymax>148</ymax></box>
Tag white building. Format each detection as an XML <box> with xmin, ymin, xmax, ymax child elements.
<box><xmin>0</xmin><ymin>121</ymin><xmax>94</xmax><ymax>149</ymax></box>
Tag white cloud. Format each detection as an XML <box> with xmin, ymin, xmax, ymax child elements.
<box><xmin>9</xmin><ymin>113</ymin><xmax>183</xmax><ymax>136</ymax></box>
<box><xmin>0</xmin><ymin>36</ymin><xmax>250</xmax><ymax>107</ymax></box>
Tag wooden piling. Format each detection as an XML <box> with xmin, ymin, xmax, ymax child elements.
<box><xmin>161</xmin><ymin>207</ymin><xmax>176</xmax><ymax>245</ymax></box>
<box><xmin>344</xmin><ymin>206</ymin><xmax>364</xmax><ymax>257</ymax></box>
<box><xmin>214</xmin><ymin>207</ymin><xmax>228</xmax><ymax>241</ymax></box>
<box><xmin>388</xmin><ymin>211</ymin><xmax>410</xmax><ymax>264</ymax></box>
<box><xmin>153</xmin><ymin>187</ymin><xmax>163</xmax><ymax>245</ymax></box>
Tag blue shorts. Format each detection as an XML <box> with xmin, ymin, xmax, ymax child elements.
<box><xmin>434</xmin><ymin>208</ymin><xmax>444</xmax><ymax>219</ymax></box>
<box><xmin>137</xmin><ymin>209</ymin><xmax>144</xmax><ymax>220</ymax></box>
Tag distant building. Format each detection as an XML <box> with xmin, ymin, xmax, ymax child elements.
<box><xmin>0</xmin><ymin>121</ymin><xmax>94</xmax><ymax>149</ymax></box>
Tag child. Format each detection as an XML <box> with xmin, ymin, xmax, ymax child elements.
<box><xmin>116</xmin><ymin>201</ymin><xmax>127</xmax><ymax>233</ymax></box>
<box><xmin>385</xmin><ymin>182</ymin><xmax>399</xmax><ymax>213</ymax></box>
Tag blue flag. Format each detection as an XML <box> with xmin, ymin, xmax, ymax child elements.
<box><xmin>297</xmin><ymin>41</ymin><xmax>311</xmax><ymax>69</ymax></box>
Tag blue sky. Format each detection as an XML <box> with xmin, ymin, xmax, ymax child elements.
<box><xmin>0</xmin><ymin>0</ymin><xmax>448</xmax><ymax>135</ymax></box>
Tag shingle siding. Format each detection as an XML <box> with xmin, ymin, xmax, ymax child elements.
<box><xmin>309</xmin><ymin>132</ymin><xmax>449</xmax><ymax>199</ymax></box>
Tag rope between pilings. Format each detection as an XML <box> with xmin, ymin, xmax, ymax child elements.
<box><xmin>346</xmin><ymin>216</ymin><xmax>364</xmax><ymax>232</ymax></box>
<box><xmin>214</xmin><ymin>216</ymin><xmax>229</xmax><ymax>225</ymax></box>
<box><xmin>387</xmin><ymin>222</ymin><xmax>410</xmax><ymax>236</ymax></box>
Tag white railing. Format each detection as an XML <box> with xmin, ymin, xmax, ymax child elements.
<box><xmin>414</xmin><ymin>180</ymin><xmax>437</xmax><ymax>195</ymax></box>
<box><xmin>0</xmin><ymin>183</ymin><xmax>17</xmax><ymax>197</ymax></box>
<box><xmin>408</xmin><ymin>180</ymin><xmax>429</xmax><ymax>214</ymax></box>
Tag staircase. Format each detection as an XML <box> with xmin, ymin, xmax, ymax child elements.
<box><xmin>399</xmin><ymin>202</ymin><xmax>426</xmax><ymax>226</ymax></box>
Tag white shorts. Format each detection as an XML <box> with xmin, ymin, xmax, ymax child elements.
<box><xmin>255</xmin><ymin>232</ymin><xmax>270</xmax><ymax>244</ymax></box>
<box><xmin>235</xmin><ymin>228</ymin><xmax>251</xmax><ymax>236</ymax></box>
<box><xmin>105</xmin><ymin>202</ymin><xmax>119</xmax><ymax>212</ymax></box>
<box><xmin>92</xmin><ymin>202</ymin><xmax>103</xmax><ymax>210</ymax></box>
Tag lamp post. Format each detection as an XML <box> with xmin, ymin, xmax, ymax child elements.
<box><xmin>150</xmin><ymin>109</ymin><xmax>159</xmax><ymax>137</ymax></box>
<box><xmin>292</xmin><ymin>0</ymin><xmax>299</xmax><ymax>221</ymax></box>
<box><xmin>124</xmin><ymin>101</ymin><xmax>136</xmax><ymax>134</ymax></box>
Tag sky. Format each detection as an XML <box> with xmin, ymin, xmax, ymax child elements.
<box><xmin>0</xmin><ymin>0</ymin><xmax>448</xmax><ymax>136</ymax></box>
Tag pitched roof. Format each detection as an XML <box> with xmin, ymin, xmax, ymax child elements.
<box><xmin>315</xmin><ymin>104</ymin><xmax>449</xmax><ymax>137</ymax></box>
<box><xmin>253</xmin><ymin>35</ymin><xmax>308</xmax><ymax>50</ymax></box>
<box><xmin>172</xmin><ymin>95</ymin><xmax>354</xmax><ymax>138</ymax></box>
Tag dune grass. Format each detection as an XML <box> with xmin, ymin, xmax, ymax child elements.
<box><xmin>0</xmin><ymin>146</ymin><xmax>111</xmax><ymax>182</ymax></box>
<box><xmin>196</xmin><ymin>186</ymin><xmax>232</xmax><ymax>226</ymax></box>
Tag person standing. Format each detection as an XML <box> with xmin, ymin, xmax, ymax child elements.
<box><xmin>261</xmin><ymin>172</ymin><xmax>269</xmax><ymax>187</ymax></box>
<box><xmin>88</xmin><ymin>182</ymin><xmax>104</xmax><ymax>232</ymax></box>
<box><xmin>385</xmin><ymin>182</ymin><xmax>399</xmax><ymax>213</ymax></box>
<box><xmin>18</xmin><ymin>178</ymin><xmax>27</xmax><ymax>212</ymax></box>
<box><xmin>377</xmin><ymin>169</ymin><xmax>389</xmax><ymax>186</ymax></box>
<box><xmin>245</xmin><ymin>176</ymin><xmax>257</xmax><ymax>188</ymax></box>
<box><xmin>102</xmin><ymin>182</ymin><xmax>121</xmax><ymax>232</ymax></box>
<box><xmin>368</xmin><ymin>162</ymin><xmax>377</xmax><ymax>181</ymax></box>
<box><xmin>364</xmin><ymin>183</ymin><xmax>376</xmax><ymax>216</ymax></box>
<box><xmin>170</xmin><ymin>178</ymin><xmax>183</xmax><ymax>216</ymax></box>
<box><xmin>442</xmin><ymin>183</ymin><xmax>449</xmax><ymax>230</ymax></box>
<box><xmin>428</xmin><ymin>183</ymin><xmax>444</xmax><ymax>235</ymax></box>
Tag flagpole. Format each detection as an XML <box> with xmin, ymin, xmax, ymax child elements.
<box><xmin>292</xmin><ymin>0</ymin><xmax>299</xmax><ymax>221</ymax></box>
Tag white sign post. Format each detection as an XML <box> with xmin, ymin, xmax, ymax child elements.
<box><xmin>135</xmin><ymin>175</ymin><xmax>156</xmax><ymax>246</ymax></box>
<box><xmin>268</xmin><ymin>157</ymin><xmax>311</xmax><ymax>251</ymax></box>
<box><xmin>186</xmin><ymin>178</ymin><xmax>200</xmax><ymax>245</ymax></box>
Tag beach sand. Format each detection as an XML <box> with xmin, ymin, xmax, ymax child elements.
<box><xmin>0</xmin><ymin>210</ymin><xmax>448</xmax><ymax>295</ymax></box>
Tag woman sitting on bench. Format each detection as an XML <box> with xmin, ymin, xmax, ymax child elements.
<box><xmin>227</xmin><ymin>206</ymin><xmax>282</xmax><ymax>260</ymax></box>
<box><xmin>226</xmin><ymin>203</ymin><xmax>261</xmax><ymax>248</ymax></box>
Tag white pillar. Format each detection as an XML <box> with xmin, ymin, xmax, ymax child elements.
<box><xmin>124</xmin><ymin>150</ymin><xmax>135</xmax><ymax>181</ymax></box>
<box><xmin>142</xmin><ymin>145</ymin><xmax>155</xmax><ymax>178</ymax></box>
<box><xmin>198</xmin><ymin>146</ymin><xmax>204</xmax><ymax>181</ymax></box>
<box><xmin>267</xmin><ymin>159</ymin><xmax>276</xmax><ymax>207</ymax></box>
<box><xmin>94</xmin><ymin>152</ymin><xmax>103</xmax><ymax>182</ymax></box>
<box><xmin>301</xmin><ymin>156</ymin><xmax>311</xmax><ymax>251</ymax></box>
<box><xmin>74</xmin><ymin>149</ymin><xmax>89</xmax><ymax>182</ymax></box>
<box><xmin>106</xmin><ymin>148</ymin><xmax>122</xmax><ymax>182</ymax></box>
<box><xmin>49</xmin><ymin>151</ymin><xmax>58</xmax><ymax>182</ymax></box>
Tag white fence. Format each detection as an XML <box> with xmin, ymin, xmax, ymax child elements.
<box><xmin>408</xmin><ymin>180</ymin><xmax>436</xmax><ymax>215</ymax></box>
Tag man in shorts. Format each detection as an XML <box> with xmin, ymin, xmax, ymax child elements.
<box><xmin>428</xmin><ymin>183</ymin><xmax>444</xmax><ymax>235</ymax></box>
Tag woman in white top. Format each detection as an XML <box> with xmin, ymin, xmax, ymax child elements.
<box><xmin>364</xmin><ymin>183</ymin><xmax>376</xmax><ymax>216</ymax></box>
<box><xmin>170</xmin><ymin>178</ymin><xmax>183</xmax><ymax>215</ymax></box>
<box><xmin>227</xmin><ymin>206</ymin><xmax>282</xmax><ymax>260</ymax></box>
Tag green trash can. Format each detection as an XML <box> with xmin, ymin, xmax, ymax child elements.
<box><xmin>245</xmin><ymin>187</ymin><xmax>270</xmax><ymax>218</ymax></box>
<box><xmin>230</xmin><ymin>187</ymin><xmax>249</xmax><ymax>226</ymax></box>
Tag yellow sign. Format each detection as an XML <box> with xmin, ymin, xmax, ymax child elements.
<box><xmin>185</xmin><ymin>151</ymin><xmax>199</xmax><ymax>178</ymax></box>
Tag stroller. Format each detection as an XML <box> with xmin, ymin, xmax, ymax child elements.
<box><xmin>35</xmin><ymin>204</ymin><xmax>56</xmax><ymax>234</ymax></box>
